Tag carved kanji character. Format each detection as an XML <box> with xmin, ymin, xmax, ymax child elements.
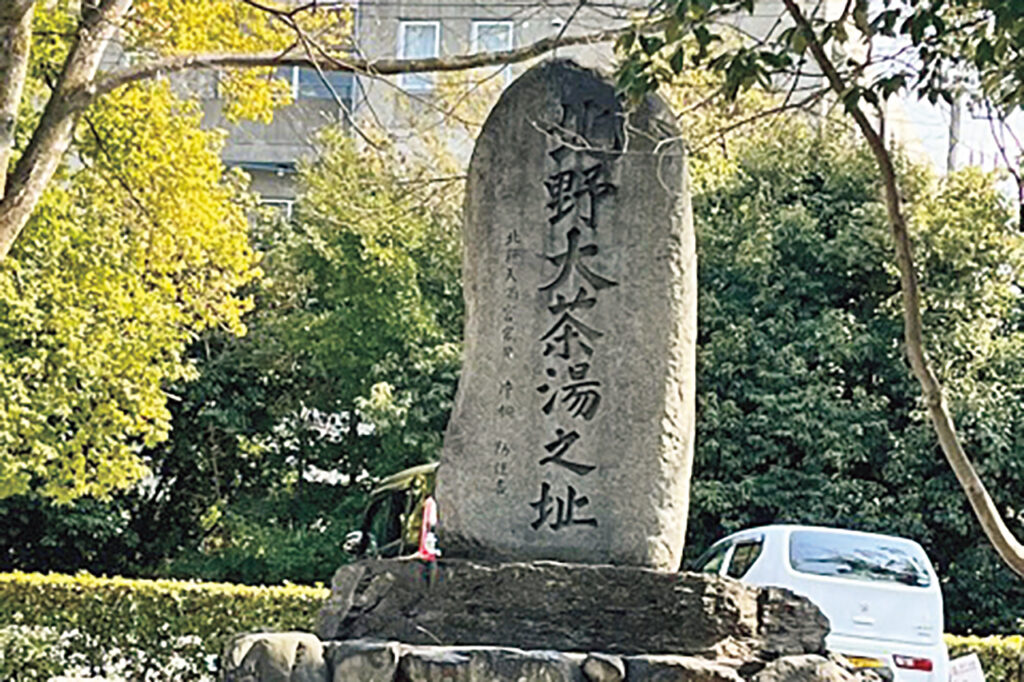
<box><xmin>540</xmin><ymin>312</ymin><xmax>602</xmax><ymax>359</ymax></box>
<box><xmin>539</xmin><ymin>227</ymin><xmax>618</xmax><ymax>293</ymax></box>
<box><xmin>540</xmin><ymin>427</ymin><xmax>595</xmax><ymax>476</ymax></box>
<box><xmin>544</xmin><ymin>164</ymin><xmax>615</xmax><ymax>228</ymax></box>
<box><xmin>536</xmin><ymin>364</ymin><xmax>601</xmax><ymax>420</ymax></box>
<box><xmin>561</xmin><ymin>380</ymin><xmax>602</xmax><ymax>421</ymax></box>
<box><xmin>499</xmin><ymin>380</ymin><xmax>513</xmax><ymax>399</ymax></box>
<box><xmin>546</xmin><ymin>98</ymin><xmax>624</xmax><ymax>163</ymax></box>
<box><xmin>548</xmin><ymin>287</ymin><xmax>596</xmax><ymax>315</ymax></box>
<box><xmin>529</xmin><ymin>482</ymin><xmax>598</xmax><ymax>530</ymax></box>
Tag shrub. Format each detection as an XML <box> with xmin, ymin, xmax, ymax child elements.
<box><xmin>947</xmin><ymin>634</ymin><xmax>1024</xmax><ymax>681</ymax></box>
<box><xmin>0</xmin><ymin>571</ymin><xmax>329</xmax><ymax>681</ymax></box>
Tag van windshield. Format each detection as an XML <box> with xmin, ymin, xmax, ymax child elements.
<box><xmin>788</xmin><ymin>530</ymin><xmax>931</xmax><ymax>587</ymax></box>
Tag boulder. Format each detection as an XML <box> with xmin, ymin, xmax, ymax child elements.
<box><xmin>582</xmin><ymin>653</ymin><xmax>626</xmax><ymax>682</ymax></box>
<box><xmin>317</xmin><ymin>559</ymin><xmax>828</xmax><ymax>660</ymax></box>
<box><xmin>220</xmin><ymin>631</ymin><xmax>327</xmax><ymax>682</ymax></box>
<box><xmin>327</xmin><ymin>639</ymin><xmax>402</xmax><ymax>682</ymax></box>
<box><xmin>752</xmin><ymin>655</ymin><xmax>855</xmax><ymax>682</ymax></box>
<box><xmin>398</xmin><ymin>646</ymin><xmax>586</xmax><ymax>682</ymax></box>
<box><xmin>436</xmin><ymin>59</ymin><xmax>696</xmax><ymax>572</ymax></box>
<box><xmin>625</xmin><ymin>655</ymin><xmax>745</xmax><ymax>682</ymax></box>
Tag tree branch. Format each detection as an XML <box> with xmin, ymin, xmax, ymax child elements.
<box><xmin>0</xmin><ymin>0</ymin><xmax>132</xmax><ymax>262</ymax></box>
<box><xmin>91</xmin><ymin>23</ymin><xmax>637</xmax><ymax>103</ymax></box>
<box><xmin>0</xmin><ymin>1</ymin><xmax>36</xmax><ymax>201</ymax></box>
<box><xmin>0</xmin><ymin>6</ymin><xmax>640</xmax><ymax>265</ymax></box>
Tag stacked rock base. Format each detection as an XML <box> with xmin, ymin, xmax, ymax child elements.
<box><xmin>221</xmin><ymin>559</ymin><xmax>884</xmax><ymax>682</ymax></box>
<box><xmin>221</xmin><ymin>635</ymin><xmax>878</xmax><ymax>682</ymax></box>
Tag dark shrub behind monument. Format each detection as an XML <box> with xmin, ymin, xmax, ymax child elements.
<box><xmin>435</xmin><ymin>60</ymin><xmax>697</xmax><ymax>571</ymax></box>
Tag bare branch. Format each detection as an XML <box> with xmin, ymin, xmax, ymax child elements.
<box><xmin>0</xmin><ymin>5</ymin><xmax>647</xmax><ymax>265</ymax></box>
<box><xmin>983</xmin><ymin>100</ymin><xmax>1024</xmax><ymax>229</ymax></box>
<box><xmin>689</xmin><ymin>86</ymin><xmax>828</xmax><ymax>153</ymax></box>
<box><xmin>91</xmin><ymin>23</ymin><xmax>640</xmax><ymax>105</ymax></box>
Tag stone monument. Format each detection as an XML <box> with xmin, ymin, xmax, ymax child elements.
<box><xmin>220</xmin><ymin>61</ymin><xmax>854</xmax><ymax>682</ymax></box>
<box><xmin>435</xmin><ymin>59</ymin><xmax>697</xmax><ymax>571</ymax></box>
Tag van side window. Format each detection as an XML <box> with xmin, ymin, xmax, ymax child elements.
<box><xmin>726</xmin><ymin>540</ymin><xmax>763</xmax><ymax>578</ymax></box>
<box><xmin>696</xmin><ymin>542</ymin><xmax>729</xmax><ymax>574</ymax></box>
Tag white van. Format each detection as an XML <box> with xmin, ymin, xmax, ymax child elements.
<box><xmin>694</xmin><ymin>525</ymin><xmax>949</xmax><ymax>682</ymax></box>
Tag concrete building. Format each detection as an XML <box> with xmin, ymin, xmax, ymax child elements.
<box><xmin>202</xmin><ymin>0</ymin><xmax>846</xmax><ymax>206</ymax></box>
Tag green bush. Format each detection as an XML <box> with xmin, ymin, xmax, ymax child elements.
<box><xmin>0</xmin><ymin>625</ymin><xmax>74</xmax><ymax>681</ymax></box>
<box><xmin>0</xmin><ymin>571</ymin><xmax>329</xmax><ymax>681</ymax></box>
<box><xmin>947</xmin><ymin>634</ymin><xmax>1024</xmax><ymax>681</ymax></box>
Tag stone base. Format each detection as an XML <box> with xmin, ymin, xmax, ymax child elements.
<box><xmin>222</xmin><ymin>560</ymin><xmax>886</xmax><ymax>681</ymax></box>
<box><xmin>221</xmin><ymin>635</ymin><xmax>884</xmax><ymax>682</ymax></box>
<box><xmin>315</xmin><ymin>559</ymin><xmax>828</xmax><ymax>660</ymax></box>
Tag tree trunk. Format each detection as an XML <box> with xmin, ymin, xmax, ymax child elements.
<box><xmin>781</xmin><ymin>0</ymin><xmax>1024</xmax><ymax>578</ymax></box>
<box><xmin>0</xmin><ymin>0</ymin><xmax>130</xmax><ymax>262</ymax></box>
<box><xmin>0</xmin><ymin>1</ymin><xmax>35</xmax><ymax>201</ymax></box>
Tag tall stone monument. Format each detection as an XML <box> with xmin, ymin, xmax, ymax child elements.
<box><xmin>436</xmin><ymin>60</ymin><xmax>696</xmax><ymax>571</ymax></box>
<box><xmin>232</xmin><ymin>61</ymin><xmax>836</xmax><ymax>682</ymax></box>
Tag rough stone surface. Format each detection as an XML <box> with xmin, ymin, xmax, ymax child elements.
<box><xmin>582</xmin><ymin>653</ymin><xmax>626</xmax><ymax>682</ymax></box>
<box><xmin>223</xmin><ymin>636</ymin><xmax>877</xmax><ymax>681</ymax></box>
<box><xmin>316</xmin><ymin>559</ymin><xmax>828</xmax><ymax>659</ymax></box>
<box><xmin>221</xmin><ymin>632</ymin><xmax>327</xmax><ymax>682</ymax></box>
<box><xmin>435</xmin><ymin>59</ymin><xmax>696</xmax><ymax>571</ymax></box>
<box><xmin>625</xmin><ymin>655</ymin><xmax>745</xmax><ymax>682</ymax></box>
<box><xmin>327</xmin><ymin>639</ymin><xmax>401</xmax><ymax>682</ymax></box>
<box><xmin>398</xmin><ymin>646</ymin><xmax>586</xmax><ymax>681</ymax></box>
<box><xmin>751</xmin><ymin>655</ymin><xmax>857</xmax><ymax>682</ymax></box>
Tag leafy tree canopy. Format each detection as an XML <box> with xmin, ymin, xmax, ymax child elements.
<box><xmin>0</xmin><ymin>4</ymin><xmax>269</xmax><ymax>501</ymax></box>
<box><xmin>691</xmin><ymin>116</ymin><xmax>1024</xmax><ymax>632</ymax></box>
<box><xmin>128</xmin><ymin>131</ymin><xmax>460</xmax><ymax>585</ymax></box>
<box><xmin>617</xmin><ymin>0</ymin><xmax>1024</xmax><ymax>116</ymax></box>
<box><xmin>616</xmin><ymin>0</ymin><xmax>1024</xmax><ymax>580</ymax></box>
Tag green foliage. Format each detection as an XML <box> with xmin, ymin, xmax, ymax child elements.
<box><xmin>912</xmin><ymin>1</ymin><xmax>1024</xmax><ymax>113</ymax></box>
<box><xmin>0</xmin><ymin>571</ymin><xmax>327</xmax><ymax>681</ymax></box>
<box><xmin>947</xmin><ymin>634</ymin><xmax>1024</xmax><ymax>681</ymax></box>
<box><xmin>151</xmin><ymin>132</ymin><xmax>462</xmax><ymax>584</ymax></box>
<box><xmin>0</xmin><ymin>625</ymin><xmax>69</xmax><ymax>681</ymax></box>
<box><xmin>0</xmin><ymin>494</ymin><xmax>140</xmax><ymax>577</ymax></box>
<box><xmin>0</xmin><ymin>121</ymin><xmax>462</xmax><ymax>584</ymax></box>
<box><xmin>688</xmin><ymin>120</ymin><xmax>1024</xmax><ymax>633</ymax></box>
<box><xmin>0</xmin><ymin>1</ymin><xmax>263</xmax><ymax>502</ymax></box>
<box><xmin>616</xmin><ymin>0</ymin><xmax>1024</xmax><ymax>120</ymax></box>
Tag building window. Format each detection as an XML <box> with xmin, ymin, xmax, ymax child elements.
<box><xmin>260</xmin><ymin>198</ymin><xmax>294</xmax><ymax>220</ymax></box>
<box><xmin>472</xmin><ymin>21</ymin><xmax>513</xmax><ymax>53</ymax></box>
<box><xmin>471</xmin><ymin>21</ymin><xmax>514</xmax><ymax>84</ymax></box>
<box><xmin>297</xmin><ymin>67</ymin><xmax>354</xmax><ymax>106</ymax></box>
<box><xmin>275</xmin><ymin>66</ymin><xmax>354</xmax><ymax>109</ymax></box>
<box><xmin>398</xmin><ymin>21</ymin><xmax>440</xmax><ymax>91</ymax></box>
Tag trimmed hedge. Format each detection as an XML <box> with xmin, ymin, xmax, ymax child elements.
<box><xmin>947</xmin><ymin>634</ymin><xmax>1024</xmax><ymax>681</ymax></box>
<box><xmin>0</xmin><ymin>571</ymin><xmax>329</xmax><ymax>681</ymax></box>
<box><xmin>3</xmin><ymin>573</ymin><xmax>1021</xmax><ymax>681</ymax></box>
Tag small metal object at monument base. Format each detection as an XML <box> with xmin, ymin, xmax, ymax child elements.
<box><xmin>435</xmin><ymin>59</ymin><xmax>697</xmax><ymax>570</ymax></box>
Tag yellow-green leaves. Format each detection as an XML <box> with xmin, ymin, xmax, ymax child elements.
<box><xmin>0</xmin><ymin>80</ymin><xmax>259</xmax><ymax>502</ymax></box>
<box><xmin>127</xmin><ymin>0</ymin><xmax>353</xmax><ymax>122</ymax></box>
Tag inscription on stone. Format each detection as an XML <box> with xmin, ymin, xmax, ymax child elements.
<box><xmin>436</xmin><ymin>60</ymin><xmax>696</xmax><ymax>570</ymax></box>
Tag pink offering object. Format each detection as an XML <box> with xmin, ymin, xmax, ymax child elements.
<box><xmin>415</xmin><ymin>496</ymin><xmax>440</xmax><ymax>561</ymax></box>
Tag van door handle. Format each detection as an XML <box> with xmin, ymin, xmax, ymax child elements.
<box><xmin>852</xmin><ymin>616</ymin><xmax>875</xmax><ymax>625</ymax></box>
